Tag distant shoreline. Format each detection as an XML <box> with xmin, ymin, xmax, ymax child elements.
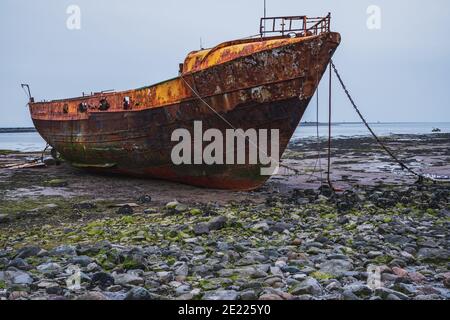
<box><xmin>1</xmin><ymin>122</ymin><xmax>449</xmax><ymax>133</ymax></box>
<box><xmin>0</xmin><ymin>128</ymin><xmax>36</xmax><ymax>133</ymax></box>
<box><xmin>300</xmin><ymin>122</ymin><xmax>450</xmax><ymax>127</ymax></box>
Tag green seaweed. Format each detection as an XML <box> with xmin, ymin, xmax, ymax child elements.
<box><xmin>311</xmin><ymin>271</ymin><xmax>334</xmax><ymax>281</ymax></box>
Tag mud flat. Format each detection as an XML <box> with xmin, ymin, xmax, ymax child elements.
<box><xmin>0</xmin><ymin>134</ymin><xmax>448</xmax><ymax>300</ymax></box>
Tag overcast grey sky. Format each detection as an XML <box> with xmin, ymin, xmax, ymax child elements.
<box><xmin>1</xmin><ymin>0</ymin><xmax>449</xmax><ymax>127</ymax></box>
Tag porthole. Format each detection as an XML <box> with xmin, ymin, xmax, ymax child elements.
<box><xmin>99</xmin><ymin>98</ymin><xmax>110</xmax><ymax>111</ymax></box>
<box><xmin>78</xmin><ymin>102</ymin><xmax>88</xmax><ymax>113</ymax></box>
<box><xmin>123</xmin><ymin>96</ymin><xmax>131</xmax><ymax>110</ymax></box>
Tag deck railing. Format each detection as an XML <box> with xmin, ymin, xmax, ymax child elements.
<box><xmin>260</xmin><ymin>13</ymin><xmax>331</xmax><ymax>37</ymax></box>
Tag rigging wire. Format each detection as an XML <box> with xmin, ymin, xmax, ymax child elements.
<box><xmin>327</xmin><ymin>62</ymin><xmax>334</xmax><ymax>189</ymax></box>
<box><xmin>315</xmin><ymin>85</ymin><xmax>324</xmax><ymax>182</ymax></box>
<box><xmin>304</xmin><ymin>50</ymin><xmax>325</xmax><ymax>183</ymax></box>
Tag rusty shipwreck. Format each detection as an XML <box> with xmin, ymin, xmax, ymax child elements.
<box><xmin>28</xmin><ymin>15</ymin><xmax>341</xmax><ymax>190</ymax></box>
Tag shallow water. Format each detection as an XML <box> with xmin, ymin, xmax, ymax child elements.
<box><xmin>292</xmin><ymin>122</ymin><xmax>450</xmax><ymax>140</ymax></box>
<box><xmin>0</xmin><ymin>122</ymin><xmax>449</xmax><ymax>152</ymax></box>
<box><xmin>0</xmin><ymin>132</ymin><xmax>47</xmax><ymax>152</ymax></box>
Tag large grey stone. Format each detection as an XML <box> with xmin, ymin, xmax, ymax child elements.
<box><xmin>202</xmin><ymin>290</ymin><xmax>239</xmax><ymax>301</ymax></box>
<box><xmin>417</xmin><ymin>248</ymin><xmax>449</xmax><ymax>263</ymax></box>
<box><xmin>8</xmin><ymin>258</ymin><xmax>30</xmax><ymax>270</ymax></box>
<box><xmin>50</xmin><ymin>245</ymin><xmax>77</xmax><ymax>256</ymax></box>
<box><xmin>375</xmin><ymin>288</ymin><xmax>410</xmax><ymax>300</ymax></box>
<box><xmin>3</xmin><ymin>271</ymin><xmax>34</xmax><ymax>285</ymax></box>
<box><xmin>174</xmin><ymin>262</ymin><xmax>189</xmax><ymax>277</ymax></box>
<box><xmin>113</xmin><ymin>273</ymin><xmax>144</xmax><ymax>286</ymax></box>
<box><xmin>193</xmin><ymin>223</ymin><xmax>210</xmax><ymax>235</ymax></box>
<box><xmin>343</xmin><ymin>283</ymin><xmax>373</xmax><ymax>298</ymax></box>
<box><xmin>157</xmin><ymin>271</ymin><xmax>174</xmax><ymax>284</ymax></box>
<box><xmin>0</xmin><ymin>214</ymin><xmax>10</xmax><ymax>224</ymax></box>
<box><xmin>15</xmin><ymin>246</ymin><xmax>42</xmax><ymax>259</ymax></box>
<box><xmin>290</xmin><ymin>277</ymin><xmax>323</xmax><ymax>296</ymax></box>
<box><xmin>125</xmin><ymin>287</ymin><xmax>153</xmax><ymax>300</ymax></box>
<box><xmin>319</xmin><ymin>259</ymin><xmax>353</xmax><ymax>277</ymax></box>
<box><xmin>208</xmin><ymin>216</ymin><xmax>228</xmax><ymax>231</ymax></box>
<box><xmin>76</xmin><ymin>292</ymin><xmax>108</xmax><ymax>300</ymax></box>
<box><xmin>270</xmin><ymin>222</ymin><xmax>291</xmax><ymax>233</ymax></box>
<box><xmin>70</xmin><ymin>256</ymin><xmax>94</xmax><ymax>267</ymax></box>
<box><xmin>37</xmin><ymin>262</ymin><xmax>62</xmax><ymax>273</ymax></box>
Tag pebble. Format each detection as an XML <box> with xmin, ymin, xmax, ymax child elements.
<box><xmin>319</xmin><ymin>260</ymin><xmax>353</xmax><ymax>277</ymax></box>
<box><xmin>1</xmin><ymin>181</ymin><xmax>448</xmax><ymax>301</ymax></box>
<box><xmin>9</xmin><ymin>271</ymin><xmax>34</xmax><ymax>285</ymax></box>
<box><xmin>259</xmin><ymin>293</ymin><xmax>283</xmax><ymax>301</ymax></box>
<box><xmin>50</xmin><ymin>245</ymin><xmax>77</xmax><ymax>257</ymax></box>
<box><xmin>113</xmin><ymin>273</ymin><xmax>144</xmax><ymax>286</ymax></box>
<box><xmin>290</xmin><ymin>277</ymin><xmax>323</xmax><ymax>296</ymax></box>
<box><xmin>0</xmin><ymin>214</ymin><xmax>11</xmax><ymax>224</ymax></box>
<box><xmin>76</xmin><ymin>292</ymin><xmax>108</xmax><ymax>300</ymax></box>
<box><xmin>70</xmin><ymin>256</ymin><xmax>93</xmax><ymax>267</ymax></box>
<box><xmin>375</xmin><ymin>288</ymin><xmax>409</xmax><ymax>300</ymax></box>
<box><xmin>392</xmin><ymin>267</ymin><xmax>408</xmax><ymax>278</ymax></box>
<box><xmin>73</xmin><ymin>202</ymin><xmax>97</xmax><ymax>210</ymax></box>
<box><xmin>208</xmin><ymin>216</ymin><xmax>228</xmax><ymax>231</ymax></box>
<box><xmin>443</xmin><ymin>273</ymin><xmax>450</xmax><ymax>289</ymax></box>
<box><xmin>8</xmin><ymin>258</ymin><xmax>30</xmax><ymax>270</ymax></box>
<box><xmin>137</xmin><ymin>195</ymin><xmax>152</xmax><ymax>204</ymax></box>
<box><xmin>15</xmin><ymin>246</ymin><xmax>42</xmax><ymax>259</ymax></box>
<box><xmin>37</xmin><ymin>263</ymin><xmax>62</xmax><ymax>273</ymax></box>
<box><xmin>174</xmin><ymin>262</ymin><xmax>189</xmax><ymax>277</ymax></box>
<box><xmin>202</xmin><ymin>290</ymin><xmax>239</xmax><ymax>301</ymax></box>
<box><xmin>8</xmin><ymin>291</ymin><xmax>29</xmax><ymax>300</ymax></box>
<box><xmin>343</xmin><ymin>283</ymin><xmax>373</xmax><ymax>298</ymax></box>
<box><xmin>157</xmin><ymin>271</ymin><xmax>174</xmax><ymax>284</ymax></box>
<box><xmin>193</xmin><ymin>223</ymin><xmax>210</xmax><ymax>235</ymax></box>
<box><xmin>125</xmin><ymin>287</ymin><xmax>154</xmax><ymax>300</ymax></box>
<box><xmin>417</xmin><ymin>248</ymin><xmax>449</xmax><ymax>263</ymax></box>
<box><xmin>91</xmin><ymin>272</ymin><xmax>115</xmax><ymax>288</ymax></box>
<box><xmin>408</xmin><ymin>272</ymin><xmax>426</xmax><ymax>284</ymax></box>
<box><xmin>117</xmin><ymin>205</ymin><xmax>134</xmax><ymax>215</ymax></box>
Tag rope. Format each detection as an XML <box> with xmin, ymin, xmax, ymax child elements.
<box><xmin>330</xmin><ymin>60</ymin><xmax>427</xmax><ymax>181</ymax></box>
<box><xmin>180</xmin><ymin>75</ymin><xmax>237</xmax><ymax>131</ymax></box>
<box><xmin>180</xmin><ymin>74</ymin><xmax>300</xmax><ymax>174</ymax></box>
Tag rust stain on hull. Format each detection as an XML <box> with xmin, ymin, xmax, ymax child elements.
<box><xmin>29</xmin><ymin>16</ymin><xmax>341</xmax><ymax>190</ymax></box>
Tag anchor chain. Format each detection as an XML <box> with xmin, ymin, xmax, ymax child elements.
<box><xmin>330</xmin><ymin>60</ymin><xmax>426</xmax><ymax>182</ymax></box>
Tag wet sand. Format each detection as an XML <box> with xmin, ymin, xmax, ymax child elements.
<box><xmin>1</xmin><ymin>134</ymin><xmax>448</xmax><ymax>206</ymax></box>
<box><xmin>0</xmin><ymin>134</ymin><xmax>448</xmax><ymax>300</ymax></box>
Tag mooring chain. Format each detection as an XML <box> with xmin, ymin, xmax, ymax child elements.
<box><xmin>330</xmin><ymin>60</ymin><xmax>426</xmax><ymax>181</ymax></box>
<box><xmin>181</xmin><ymin>57</ymin><xmax>429</xmax><ymax>183</ymax></box>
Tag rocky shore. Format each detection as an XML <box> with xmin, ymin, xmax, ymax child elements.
<box><xmin>0</xmin><ymin>134</ymin><xmax>449</xmax><ymax>300</ymax></box>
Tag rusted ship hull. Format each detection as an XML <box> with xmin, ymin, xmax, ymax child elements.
<box><xmin>33</xmin><ymin>96</ymin><xmax>308</xmax><ymax>190</ymax></box>
<box><xmin>29</xmin><ymin>26</ymin><xmax>341</xmax><ymax>190</ymax></box>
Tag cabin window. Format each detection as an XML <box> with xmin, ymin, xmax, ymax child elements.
<box><xmin>63</xmin><ymin>104</ymin><xmax>69</xmax><ymax>114</ymax></box>
<box><xmin>78</xmin><ymin>102</ymin><xmax>88</xmax><ymax>113</ymax></box>
<box><xmin>99</xmin><ymin>98</ymin><xmax>110</xmax><ymax>111</ymax></box>
<box><xmin>123</xmin><ymin>96</ymin><xmax>131</xmax><ymax>110</ymax></box>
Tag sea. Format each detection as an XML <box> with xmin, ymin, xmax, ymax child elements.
<box><xmin>0</xmin><ymin>122</ymin><xmax>449</xmax><ymax>152</ymax></box>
